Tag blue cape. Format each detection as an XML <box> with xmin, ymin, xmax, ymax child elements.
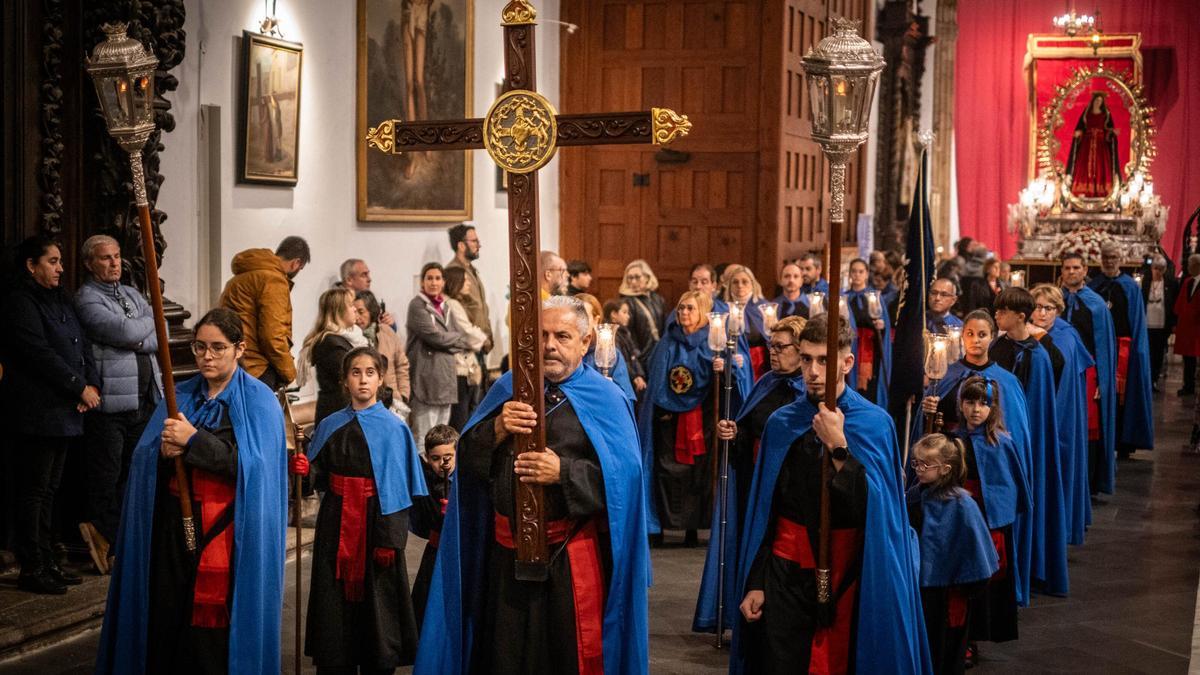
<box><xmin>693</xmin><ymin>371</ymin><xmax>805</xmax><ymax>633</ymax></box>
<box><xmin>771</xmin><ymin>292</ymin><xmax>807</xmax><ymax>319</ymax></box>
<box><xmin>584</xmin><ymin>343</ymin><xmax>636</xmax><ymax>402</ymax></box>
<box><xmin>730</xmin><ymin>388</ymin><xmax>932</xmax><ymax>674</ymax></box>
<box><xmin>956</xmin><ymin>427</ymin><xmax>1030</xmax><ymax>531</ymax></box>
<box><xmin>846</xmin><ymin>287</ymin><xmax>893</xmax><ymax>409</ymax></box>
<box><xmin>307</xmin><ymin>402</ymin><xmax>428</xmax><ymax>514</ymax></box>
<box><xmin>912</xmin><ymin>360</ymin><xmax>1033</xmax><ymax>606</ymax></box>
<box><xmin>799</xmin><ymin>279</ymin><xmax>830</xmax><ymax>295</ymax></box>
<box><xmin>637</xmin><ymin>321</ymin><xmax>750</xmax><ymax>533</ymax></box>
<box><xmin>1087</xmin><ymin>273</ymin><xmax>1155</xmax><ymax>450</ymax></box>
<box><xmin>996</xmin><ymin>340</ymin><xmax>1070</xmax><ymax>597</ymax></box>
<box><xmin>926</xmin><ymin>312</ymin><xmax>963</xmax><ymax>334</ymax></box>
<box><xmin>96</xmin><ymin>369</ymin><xmax>286</xmax><ymax>675</ymax></box>
<box><xmin>414</xmin><ymin>366</ymin><xmax>649</xmax><ymax>675</ymax></box>
<box><xmin>1047</xmin><ymin>318</ymin><xmax>1095</xmax><ymax>544</ymax></box>
<box><xmin>1063</xmin><ymin>286</ymin><xmax>1118</xmax><ymax>493</ymax></box>
<box><xmin>909</xmin><ymin>486</ymin><xmax>999</xmax><ymax>587</ymax></box>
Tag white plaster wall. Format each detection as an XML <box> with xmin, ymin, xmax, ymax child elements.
<box><xmin>156</xmin><ymin>0</ymin><xmax>562</xmax><ymax>368</ymax></box>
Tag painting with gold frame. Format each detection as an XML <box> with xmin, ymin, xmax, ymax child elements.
<box><xmin>356</xmin><ymin>0</ymin><xmax>474</xmax><ymax>222</ymax></box>
<box><xmin>238</xmin><ymin>31</ymin><xmax>303</xmax><ymax>186</ymax></box>
<box><xmin>1025</xmin><ymin>33</ymin><xmax>1154</xmax><ymax>212</ymax></box>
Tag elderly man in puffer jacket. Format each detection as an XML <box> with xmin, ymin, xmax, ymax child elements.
<box><xmin>74</xmin><ymin>235</ymin><xmax>162</xmax><ymax>574</ymax></box>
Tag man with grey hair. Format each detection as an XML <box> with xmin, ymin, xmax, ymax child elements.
<box><xmin>74</xmin><ymin>234</ymin><xmax>161</xmax><ymax>574</ymax></box>
<box><xmin>338</xmin><ymin>257</ymin><xmax>394</xmax><ymax>328</ymax></box>
<box><xmin>419</xmin><ymin>293</ymin><xmax>649</xmax><ymax>673</ymax></box>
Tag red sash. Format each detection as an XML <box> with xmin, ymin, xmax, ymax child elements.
<box><xmin>329</xmin><ymin>473</ymin><xmax>377</xmax><ymax>602</ymax></box>
<box><xmin>1116</xmin><ymin>336</ymin><xmax>1132</xmax><ymax>403</ymax></box>
<box><xmin>169</xmin><ymin>470</ymin><xmax>236</xmax><ymax>628</ymax></box>
<box><xmin>771</xmin><ymin>517</ymin><xmax>864</xmax><ymax>675</ymax></box>
<box><xmin>749</xmin><ymin>345</ymin><xmax>768</xmax><ymax>381</ymax></box>
<box><xmin>1085</xmin><ymin>366</ymin><xmax>1100</xmax><ymax>441</ymax></box>
<box><xmin>855</xmin><ymin>328</ymin><xmax>876</xmax><ymax>390</ymax></box>
<box><xmin>674</xmin><ymin>405</ymin><xmax>707</xmax><ymax>465</ymax></box>
<box><xmin>494</xmin><ymin>513</ymin><xmax>605</xmax><ymax>675</ymax></box>
<box><xmin>947</xmin><ymin>587</ymin><xmax>970</xmax><ymax>628</ymax></box>
<box><xmin>989</xmin><ymin>530</ymin><xmax>1008</xmax><ymax>580</ymax></box>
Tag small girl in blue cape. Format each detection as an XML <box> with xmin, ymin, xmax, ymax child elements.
<box><xmin>907</xmin><ymin>433</ymin><xmax>999</xmax><ymax>675</ymax></box>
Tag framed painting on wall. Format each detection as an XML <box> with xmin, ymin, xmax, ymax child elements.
<box><xmin>238</xmin><ymin>31</ymin><xmax>303</xmax><ymax>186</ymax></box>
<box><xmin>356</xmin><ymin>0</ymin><xmax>474</xmax><ymax>222</ymax></box>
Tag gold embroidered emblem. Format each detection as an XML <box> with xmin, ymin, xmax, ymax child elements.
<box><xmin>669</xmin><ymin>365</ymin><xmax>694</xmax><ymax>394</ymax></box>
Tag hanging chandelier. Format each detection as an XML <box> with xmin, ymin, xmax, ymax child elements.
<box><xmin>1052</xmin><ymin>8</ymin><xmax>1096</xmax><ymax>37</ymax></box>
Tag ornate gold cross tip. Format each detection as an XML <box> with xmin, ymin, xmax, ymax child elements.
<box><xmin>651</xmin><ymin>107</ymin><xmax>692</xmax><ymax>146</ymax></box>
<box><xmin>502</xmin><ymin>0</ymin><xmax>537</xmax><ymax>26</ymax></box>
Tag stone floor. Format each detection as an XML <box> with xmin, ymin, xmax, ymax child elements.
<box><xmin>2</xmin><ymin>372</ymin><xmax>1199</xmax><ymax>674</ymax></box>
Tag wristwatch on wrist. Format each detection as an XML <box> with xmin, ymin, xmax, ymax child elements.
<box><xmin>830</xmin><ymin>446</ymin><xmax>849</xmax><ymax>462</ymax></box>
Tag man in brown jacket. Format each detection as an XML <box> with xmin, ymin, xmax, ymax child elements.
<box><xmin>218</xmin><ymin>236</ymin><xmax>310</xmax><ymax>390</ymax></box>
<box><xmin>445</xmin><ymin>224</ymin><xmax>493</xmax><ymax>354</ymax></box>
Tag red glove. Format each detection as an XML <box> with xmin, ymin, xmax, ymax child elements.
<box><xmin>288</xmin><ymin>454</ymin><xmax>309</xmax><ymax>476</ymax></box>
<box><xmin>373</xmin><ymin>547</ymin><xmax>396</xmax><ymax>568</ymax></box>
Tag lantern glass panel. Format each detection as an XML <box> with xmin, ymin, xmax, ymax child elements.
<box><xmin>95</xmin><ymin>76</ymin><xmax>126</xmax><ymax>127</ymax></box>
<box><xmin>808</xmin><ymin>75</ymin><xmax>830</xmax><ymax>136</ymax></box>
<box><xmin>831</xmin><ymin>75</ymin><xmax>852</xmax><ymax>131</ymax></box>
<box><xmin>133</xmin><ymin>73</ymin><xmax>154</xmax><ymax>121</ymax></box>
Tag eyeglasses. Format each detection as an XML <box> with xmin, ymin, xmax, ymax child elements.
<box><xmin>191</xmin><ymin>341</ymin><xmax>234</xmax><ymax>357</ymax></box>
<box><xmin>910</xmin><ymin>458</ymin><xmax>943</xmax><ymax>472</ymax></box>
<box><xmin>767</xmin><ymin>342</ymin><xmax>797</xmax><ymax>354</ymax></box>
<box><xmin>546</xmin><ymin>267</ymin><xmax>567</xmax><ymax>274</ymax></box>
<box><xmin>928</xmin><ymin>290</ymin><xmax>957</xmax><ymax>299</ymax></box>
<box><xmin>1033</xmin><ymin>304</ymin><xmax>1058</xmax><ymax>313</ymax></box>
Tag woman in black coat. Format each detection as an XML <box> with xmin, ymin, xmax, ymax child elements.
<box><xmin>618</xmin><ymin>259</ymin><xmax>666</xmax><ymax>372</ymax></box>
<box><xmin>301</xmin><ymin>287</ymin><xmax>367</xmax><ymax>425</ymax></box>
<box><xmin>1</xmin><ymin>235</ymin><xmax>101</xmax><ymax>594</ymax></box>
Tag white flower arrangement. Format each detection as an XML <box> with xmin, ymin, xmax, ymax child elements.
<box><xmin>1052</xmin><ymin>227</ymin><xmax>1114</xmax><ymax>265</ymax></box>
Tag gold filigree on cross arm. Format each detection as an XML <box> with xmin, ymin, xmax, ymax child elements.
<box><xmin>501</xmin><ymin>0</ymin><xmax>537</xmax><ymax>26</ymax></box>
<box><xmin>365</xmin><ymin>119</ymin><xmax>400</xmax><ymax>154</ymax></box>
<box><xmin>651</xmin><ymin>107</ymin><xmax>692</xmax><ymax>145</ymax></box>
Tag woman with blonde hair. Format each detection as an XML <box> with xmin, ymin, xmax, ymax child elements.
<box><xmin>303</xmin><ymin>287</ymin><xmax>368</xmax><ymax>425</ymax></box>
<box><xmin>619</xmin><ymin>259</ymin><xmax>665</xmax><ymax>371</ymax></box>
<box><xmin>721</xmin><ymin>264</ymin><xmax>772</xmax><ymax>379</ymax></box>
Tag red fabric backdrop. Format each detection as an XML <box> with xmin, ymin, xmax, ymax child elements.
<box><xmin>956</xmin><ymin>0</ymin><xmax>1200</xmax><ymax>261</ymax></box>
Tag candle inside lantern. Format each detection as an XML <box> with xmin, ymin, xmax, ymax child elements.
<box><xmin>945</xmin><ymin>326</ymin><xmax>962</xmax><ymax>363</ymax></box>
<box><xmin>925</xmin><ymin>336</ymin><xmax>949</xmax><ymax>382</ymax></box>
<box><xmin>708</xmin><ymin>312</ymin><xmax>728</xmax><ymax>353</ymax></box>
<box><xmin>865</xmin><ymin>290</ymin><xmax>882</xmax><ymax>320</ymax></box>
<box><xmin>1010</xmin><ymin>270</ymin><xmax>1025</xmax><ymax>288</ymax></box>
<box><xmin>761</xmin><ymin>302</ymin><xmax>779</xmax><ymax>331</ymax></box>
<box><xmin>1133</xmin><ymin>272</ymin><xmax>1144</xmax><ymax>289</ymax></box>
<box><xmin>594</xmin><ymin>323</ymin><xmax>617</xmax><ymax>375</ymax></box>
<box><xmin>728</xmin><ymin>302</ymin><xmax>746</xmax><ymax>338</ymax></box>
<box><xmin>808</xmin><ymin>292</ymin><xmax>826</xmax><ymax>317</ymax></box>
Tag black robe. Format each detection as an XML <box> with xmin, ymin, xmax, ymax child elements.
<box><xmin>848</xmin><ymin>294</ymin><xmax>885</xmax><ymax>400</ymax></box>
<box><xmin>304</xmin><ymin>418</ymin><xmax>418</xmax><ymax>669</ymax></box>
<box><xmin>732</xmin><ymin>381</ymin><xmax>796</xmax><ymax>519</ymax></box>
<box><xmin>990</xmin><ymin>334</ymin><xmax>1065</xmax><ymax>386</ymax></box>
<box><xmin>652</xmin><ymin>399</ymin><xmax>716</xmax><ymax>531</ymax></box>
<box><xmin>410</xmin><ymin>464</ymin><xmax>451</xmax><ymax>628</ymax></box>
<box><xmin>146</xmin><ymin>409</ymin><xmax>238</xmax><ymax>675</ymax></box>
<box><xmin>743</xmin><ymin>429</ymin><xmax>869</xmax><ymax>673</ymax></box>
<box><xmin>461</xmin><ymin>385</ymin><xmax>610</xmax><ymax>674</ymax></box>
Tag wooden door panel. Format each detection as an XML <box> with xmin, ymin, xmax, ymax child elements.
<box><xmin>582</xmin><ymin>149</ymin><xmax>643</xmax><ymax>303</ymax></box>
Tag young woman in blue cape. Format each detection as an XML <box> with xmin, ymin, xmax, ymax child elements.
<box><xmin>1087</xmin><ymin>243</ymin><xmax>1155</xmax><ymax>457</ymax></box>
<box><xmin>1032</xmin><ymin>284</ymin><xmax>1096</xmax><ymax>545</ymax></box>
<box><xmin>953</xmin><ymin>376</ymin><xmax>1030</xmax><ymax>648</ymax></box>
<box><xmin>917</xmin><ymin>310</ymin><xmax>1034</xmax><ymax>607</ymax></box>
<box><xmin>411</xmin><ymin>424</ymin><xmax>458</xmax><ymax>629</ymax></box>
<box><xmin>845</xmin><ymin>258</ymin><xmax>892</xmax><ymax>408</ymax></box>
<box><xmin>290</xmin><ymin>346</ymin><xmax>428</xmax><ymax>671</ymax></box>
<box><xmin>694</xmin><ymin>316</ymin><xmax>808</xmax><ymax>635</ymax></box>
<box><xmin>731</xmin><ymin>314</ymin><xmax>932</xmax><ymax>675</ymax></box>
<box><xmin>415</xmin><ymin>297</ymin><xmax>649</xmax><ymax>675</ymax></box>
<box><xmin>96</xmin><ymin>308</ymin><xmax>286</xmax><ymax>675</ymax></box>
<box><xmin>989</xmin><ymin>289</ymin><xmax>1069</xmax><ymax>598</ymax></box>
<box><xmin>1060</xmin><ymin>253</ymin><xmax>1118</xmax><ymax>495</ymax></box>
<box><xmin>907</xmin><ymin>433</ymin><xmax>999</xmax><ymax>675</ymax></box>
<box><xmin>638</xmin><ymin>290</ymin><xmax>751</xmax><ymax>544</ymax></box>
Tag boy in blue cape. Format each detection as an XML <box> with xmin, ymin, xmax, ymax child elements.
<box><xmin>640</xmin><ymin>290</ymin><xmax>750</xmax><ymax>544</ymax></box>
<box><xmin>411</xmin><ymin>424</ymin><xmax>458</xmax><ymax>628</ymax></box>
<box><xmin>694</xmin><ymin>316</ymin><xmax>808</xmax><ymax>635</ymax></box>
<box><xmin>730</xmin><ymin>314</ymin><xmax>931</xmax><ymax>674</ymax></box>
<box><xmin>989</xmin><ymin>288</ymin><xmax>1069</xmax><ymax>597</ymax></box>
<box><xmin>96</xmin><ymin>308</ymin><xmax>286</xmax><ymax>675</ymax></box>
<box><xmin>1061</xmin><ymin>252</ymin><xmax>1119</xmax><ymax>495</ymax></box>
<box><xmin>415</xmin><ymin>296</ymin><xmax>649</xmax><ymax>675</ymax></box>
<box><xmin>1087</xmin><ymin>242</ymin><xmax>1155</xmax><ymax>457</ymax></box>
<box><xmin>290</xmin><ymin>346</ymin><xmax>428</xmax><ymax>670</ymax></box>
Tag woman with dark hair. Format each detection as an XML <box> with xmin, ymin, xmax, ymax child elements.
<box><xmin>303</xmin><ymin>287</ymin><xmax>368</xmax><ymax>426</ymax></box>
<box><xmin>354</xmin><ymin>290</ymin><xmax>411</xmax><ymax>416</ymax></box>
<box><xmin>1</xmin><ymin>235</ymin><xmax>101</xmax><ymax>594</ymax></box>
<box><xmin>442</xmin><ymin>266</ymin><xmax>487</xmax><ymax>429</ymax></box>
<box><xmin>290</xmin><ymin>346</ymin><xmax>427</xmax><ymax>671</ymax></box>
<box><xmin>97</xmin><ymin>307</ymin><xmax>287</xmax><ymax>674</ymax></box>
<box><xmin>406</xmin><ymin>262</ymin><xmax>469</xmax><ymax>445</ymax></box>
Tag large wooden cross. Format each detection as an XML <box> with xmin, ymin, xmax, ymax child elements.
<box><xmin>366</xmin><ymin>0</ymin><xmax>691</xmax><ymax>581</ymax></box>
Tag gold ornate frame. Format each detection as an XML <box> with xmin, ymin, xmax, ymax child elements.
<box><xmin>1037</xmin><ymin>65</ymin><xmax>1156</xmax><ymax>212</ymax></box>
<box><xmin>355</xmin><ymin>0</ymin><xmax>474</xmax><ymax>222</ymax></box>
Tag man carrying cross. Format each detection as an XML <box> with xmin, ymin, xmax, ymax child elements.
<box><xmin>414</xmin><ymin>296</ymin><xmax>648</xmax><ymax>674</ymax></box>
